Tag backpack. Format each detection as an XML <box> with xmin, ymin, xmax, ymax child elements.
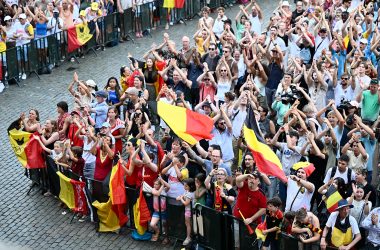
<box><xmin>330</xmin><ymin>167</ymin><xmax>352</xmax><ymax>184</ymax></box>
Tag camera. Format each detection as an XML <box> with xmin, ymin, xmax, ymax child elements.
<box><xmin>53</xmin><ymin>11</ymin><xmax>59</xmax><ymax>19</ymax></box>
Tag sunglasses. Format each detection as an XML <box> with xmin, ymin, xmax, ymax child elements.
<box><xmin>223</xmin><ymin>50</ymin><xmax>229</xmax><ymax>53</ymax></box>
<box><xmin>220</xmin><ymin>70</ymin><xmax>227</xmax><ymax>72</ymax></box>
<box><xmin>341</xmin><ymin>78</ymin><xmax>348</xmax><ymax>80</ymax></box>
<box><xmin>204</xmin><ymin>78</ymin><xmax>210</xmax><ymax>81</ymax></box>
<box><xmin>209</xmin><ymin>48</ymin><xmax>216</xmax><ymax>51</ymax></box>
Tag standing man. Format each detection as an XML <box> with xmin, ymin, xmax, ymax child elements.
<box><xmin>320</xmin><ymin>200</ymin><xmax>361</xmax><ymax>250</ymax></box>
<box><xmin>234</xmin><ymin>171</ymin><xmax>267</xmax><ymax>225</ymax></box>
<box><xmin>89</xmin><ymin>90</ymin><xmax>109</xmax><ymax>133</ymax></box>
<box><xmin>361</xmin><ymin>207</ymin><xmax>380</xmax><ymax>250</ymax></box>
<box><xmin>357</xmin><ymin>79</ymin><xmax>380</xmax><ymax>124</ymax></box>
<box><xmin>212</xmin><ymin>7</ymin><xmax>228</xmax><ymax>38</ymax></box>
<box><xmin>209</xmin><ymin>104</ymin><xmax>234</xmax><ymax>168</ymax></box>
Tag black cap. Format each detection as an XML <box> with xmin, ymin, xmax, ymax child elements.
<box><xmin>370</xmin><ymin>79</ymin><xmax>379</xmax><ymax>85</ymax></box>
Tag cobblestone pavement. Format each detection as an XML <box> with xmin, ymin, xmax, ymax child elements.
<box><xmin>0</xmin><ymin>2</ymin><xmax>276</xmax><ymax>249</ymax></box>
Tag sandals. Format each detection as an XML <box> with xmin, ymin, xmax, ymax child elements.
<box><xmin>151</xmin><ymin>233</ymin><xmax>159</xmax><ymax>242</ymax></box>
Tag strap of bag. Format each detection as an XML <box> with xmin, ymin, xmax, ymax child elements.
<box><xmin>289</xmin><ymin>186</ymin><xmax>303</xmax><ymax>211</ymax></box>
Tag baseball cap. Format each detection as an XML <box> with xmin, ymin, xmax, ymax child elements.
<box><xmin>19</xmin><ymin>13</ymin><xmax>26</xmax><ymax>19</ymax></box>
<box><xmin>4</xmin><ymin>16</ymin><xmax>12</xmax><ymax>21</ymax></box>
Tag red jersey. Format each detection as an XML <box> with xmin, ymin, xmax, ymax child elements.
<box><xmin>233</xmin><ymin>182</ymin><xmax>267</xmax><ymax>223</ymax></box>
<box><xmin>94</xmin><ymin>148</ymin><xmax>113</xmax><ymax>181</ymax></box>
<box><xmin>138</xmin><ymin>165</ymin><xmax>158</xmax><ymax>188</ymax></box>
<box><xmin>71</xmin><ymin>158</ymin><xmax>85</xmax><ymax>177</ymax></box>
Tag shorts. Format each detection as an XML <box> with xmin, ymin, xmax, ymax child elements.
<box><xmin>35</xmin><ymin>36</ymin><xmax>48</xmax><ymax>49</ymax></box>
<box><xmin>185</xmin><ymin>210</ymin><xmax>191</xmax><ymax>218</ymax></box>
<box><xmin>152</xmin><ymin>211</ymin><xmax>167</xmax><ymax>220</ymax></box>
<box><xmin>17</xmin><ymin>45</ymin><xmax>29</xmax><ymax>61</ymax></box>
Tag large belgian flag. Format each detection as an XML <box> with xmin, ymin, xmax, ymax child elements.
<box><xmin>92</xmin><ymin>162</ymin><xmax>128</xmax><ymax>232</ymax></box>
<box><xmin>157</xmin><ymin>101</ymin><xmax>214</xmax><ymax>145</ymax></box>
<box><xmin>243</xmin><ymin>107</ymin><xmax>287</xmax><ymax>182</ymax></box>
<box><xmin>8</xmin><ymin>129</ymin><xmax>46</xmax><ymax>169</ymax></box>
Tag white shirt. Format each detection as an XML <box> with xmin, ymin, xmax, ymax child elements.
<box><xmin>314</xmin><ymin>35</ymin><xmax>330</xmax><ymax>60</ymax></box>
<box><xmin>361</xmin><ymin>207</ymin><xmax>380</xmax><ymax>246</ymax></box>
<box><xmin>285</xmin><ymin>178</ymin><xmax>314</xmax><ymax>212</ymax></box>
<box><xmin>231</xmin><ymin>107</ymin><xmax>247</xmax><ymax>138</ymax></box>
<box><xmin>334</xmin><ymin>83</ymin><xmax>354</xmax><ymax>106</ymax></box>
<box><xmin>323</xmin><ymin>167</ymin><xmax>356</xmax><ymax>184</ymax></box>
<box><xmin>354</xmin><ymin>75</ymin><xmax>371</xmax><ymax>99</ymax></box>
<box><xmin>212</xmin><ymin>15</ymin><xmax>227</xmax><ymax>38</ymax></box>
<box><xmin>348</xmin><ymin>198</ymin><xmax>372</xmax><ymax>224</ymax></box>
<box><xmin>326</xmin><ymin>212</ymin><xmax>360</xmax><ymax>237</ymax></box>
<box><xmin>249</xmin><ymin>14</ymin><xmax>261</xmax><ymax>35</ymax></box>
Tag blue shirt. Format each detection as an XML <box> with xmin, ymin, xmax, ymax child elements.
<box><xmin>91</xmin><ymin>101</ymin><xmax>108</xmax><ymax>128</ymax></box>
<box><xmin>361</xmin><ymin>136</ymin><xmax>376</xmax><ymax>171</ymax></box>
<box><xmin>209</xmin><ymin>127</ymin><xmax>234</xmax><ymax>162</ymax></box>
<box><xmin>332</xmin><ymin>49</ymin><xmax>347</xmax><ymax>78</ymax></box>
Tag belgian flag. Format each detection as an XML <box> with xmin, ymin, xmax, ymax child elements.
<box><xmin>324</xmin><ymin>185</ymin><xmax>343</xmax><ymax>213</ymax></box>
<box><xmin>92</xmin><ymin>162</ymin><xmax>128</xmax><ymax>232</ymax></box>
<box><xmin>8</xmin><ymin>129</ymin><xmax>46</xmax><ymax>169</ymax></box>
<box><xmin>67</xmin><ymin>23</ymin><xmax>93</xmax><ymax>53</ymax></box>
<box><xmin>57</xmin><ymin>171</ymin><xmax>87</xmax><ymax>214</ymax></box>
<box><xmin>243</xmin><ymin>107</ymin><xmax>287</xmax><ymax>182</ymax></box>
<box><xmin>157</xmin><ymin>101</ymin><xmax>214</xmax><ymax>145</ymax></box>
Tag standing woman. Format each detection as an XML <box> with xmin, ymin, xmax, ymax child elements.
<box><xmin>141</xmin><ymin>57</ymin><xmax>162</xmax><ymax>124</ymax></box>
<box><xmin>27</xmin><ymin>7</ymin><xmax>48</xmax><ymax>66</ymax></box>
<box><xmin>56</xmin><ymin>101</ymin><xmax>70</xmax><ymax>141</ymax></box>
<box><xmin>106</xmin><ymin>106</ymin><xmax>125</xmax><ymax>155</ymax></box>
<box><xmin>20</xmin><ymin>109</ymin><xmax>41</xmax><ymax>132</ymax></box>
<box><xmin>104</xmin><ymin>77</ymin><xmax>123</xmax><ymax>113</ymax></box>
<box><xmin>38</xmin><ymin>119</ymin><xmax>59</xmax><ymax>196</ymax></box>
<box><xmin>90</xmin><ymin>135</ymin><xmax>114</xmax><ymax>181</ymax></box>
<box><xmin>215</xmin><ymin>57</ymin><xmax>233</xmax><ymax>105</ymax></box>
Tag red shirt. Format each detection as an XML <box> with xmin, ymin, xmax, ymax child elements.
<box><xmin>125</xmin><ymin>156</ymin><xmax>139</xmax><ymax>187</ymax></box>
<box><xmin>94</xmin><ymin>148</ymin><xmax>113</xmax><ymax>181</ymax></box>
<box><xmin>138</xmin><ymin>165</ymin><xmax>158</xmax><ymax>188</ymax></box>
<box><xmin>233</xmin><ymin>182</ymin><xmax>267</xmax><ymax>223</ymax></box>
<box><xmin>67</xmin><ymin>123</ymin><xmax>84</xmax><ymax>147</ymax></box>
<box><xmin>71</xmin><ymin>158</ymin><xmax>85</xmax><ymax>177</ymax></box>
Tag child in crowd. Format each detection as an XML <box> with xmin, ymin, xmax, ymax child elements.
<box><xmin>150</xmin><ymin>176</ymin><xmax>170</xmax><ymax>242</ymax></box>
<box><xmin>75</xmin><ymin>125</ymin><xmax>97</xmax><ymax>180</ymax></box>
<box><xmin>34</xmin><ymin>135</ymin><xmax>64</xmax><ymax>161</ymax></box>
<box><xmin>176</xmin><ymin>178</ymin><xmax>196</xmax><ymax>246</ymax></box>
<box><xmin>261</xmin><ymin>197</ymin><xmax>283</xmax><ymax>250</ymax></box>
<box><xmin>194</xmin><ymin>173</ymin><xmax>207</xmax><ymax>205</ymax></box>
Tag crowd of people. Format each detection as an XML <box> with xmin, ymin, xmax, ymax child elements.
<box><xmin>14</xmin><ymin>0</ymin><xmax>380</xmax><ymax>248</ymax></box>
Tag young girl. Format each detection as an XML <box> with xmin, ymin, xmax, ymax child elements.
<box><xmin>75</xmin><ymin>125</ymin><xmax>97</xmax><ymax>180</ymax></box>
<box><xmin>176</xmin><ymin>178</ymin><xmax>195</xmax><ymax>246</ymax></box>
<box><xmin>194</xmin><ymin>173</ymin><xmax>207</xmax><ymax>205</ymax></box>
<box><xmin>34</xmin><ymin>135</ymin><xmax>64</xmax><ymax>161</ymax></box>
<box><xmin>150</xmin><ymin>176</ymin><xmax>170</xmax><ymax>242</ymax></box>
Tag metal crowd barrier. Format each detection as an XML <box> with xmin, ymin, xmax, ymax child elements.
<box><xmin>25</xmin><ymin>159</ymin><xmax>370</xmax><ymax>250</ymax></box>
<box><xmin>1</xmin><ymin>0</ymin><xmax>212</xmax><ymax>88</ymax></box>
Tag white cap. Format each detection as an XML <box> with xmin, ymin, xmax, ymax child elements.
<box><xmin>360</xmin><ymin>38</ymin><xmax>368</xmax><ymax>44</ymax></box>
<box><xmin>282</xmin><ymin>1</ymin><xmax>290</xmax><ymax>7</ymax></box>
<box><xmin>4</xmin><ymin>16</ymin><xmax>11</xmax><ymax>21</ymax></box>
<box><xmin>19</xmin><ymin>13</ymin><xmax>27</xmax><ymax>19</ymax></box>
<box><xmin>86</xmin><ymin>79</ymin><xmax>97</xmax><ymax>88</ymax></box>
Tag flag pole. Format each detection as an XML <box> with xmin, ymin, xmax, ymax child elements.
<box><xmin>238</xmin><ymin>208</ymin><xmax>254</xmax><ymax>235</ymax></box>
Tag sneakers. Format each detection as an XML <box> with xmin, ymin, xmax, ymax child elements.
<box><xmin>0</xmin><ymin>81</ymin><xmax>4</xmax><ymax>93</ymax></box>
<box><xmin>165</xmin><ymin>23</ymin><xmax>169</xmax><ymax>30</ymax></box>
<box><xmin>183</xmin><ymin>237</ymin><xmax>191</xmax><ymax>246</ymax></box>
<box><xmin>43</xmin><ymin>191</ymin><xmax>52</xmax><ymax>197</ymax></box>
<box><xmin>21</xmin><ymin>73</ymin><xmax>26</xmax><ymax>80</ymax></box>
